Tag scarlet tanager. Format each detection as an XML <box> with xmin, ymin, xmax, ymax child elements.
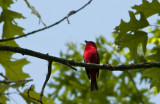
<box><xmin>84</xmin><ymin>40</ymin><xmax>100</xmax><ymax>91</ymax></box>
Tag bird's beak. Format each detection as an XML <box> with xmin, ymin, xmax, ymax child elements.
<box><xmin>85</xmin><ymin>40</ymin><xmax>89</xmax><ymax>44</ymax></box>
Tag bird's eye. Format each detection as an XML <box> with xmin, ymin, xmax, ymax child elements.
<box><xmin>91</xmin><ymin>42</ymin><xmax>95</xmax><ymax>45</ymax></box>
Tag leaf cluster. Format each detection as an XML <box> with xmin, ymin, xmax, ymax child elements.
<box><xmin>0</xmin><ymin>0</ymin><xmax>52</xmax><ymax>103</ymax></box>
<box><xmin>114</xmin><ymin>0</ymin><xmax>160</xmax><ymax>93</ymax></box>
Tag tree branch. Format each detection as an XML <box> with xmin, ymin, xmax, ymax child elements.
<box><xmin>0</xmin><ymin>45</ymin><xmax>160</xmax><ymax>71</ymax></box>
<box><xmin>0</xmin><ymin>73</ymin><xmax>33</xmax><ymax>84</ymax></box>
<box><xmin>0</xmin><ymin>73</ymin><xmax>9</xmax><ymax>80</ymax></box>
<box><xmin>27</xmin><ymin>85</ymin><xmax>40</xmax><ymax>103</ymax></box>
<box><xmin>0</xmin><ymin>79</ymin><xmax>33</xmax><ymax>84</ymax></box>
<box><xmin>114</xmin><ymin>54</ymin><xmax>145</xmax><ymax>104</ymax></box>
<box><xmin>39</xmin><ymin>61</ymin><xmax>52</xmax><ymax>103</ymax></box>
<box><xmin>0</xmin><ymin>0</ymin><xmax>92</xmax><ymax>42</ymax></box>
<box><xmin>27</xmin><ymin>61</ymin><xmax>52</xmax><ymax>104</ymax></box>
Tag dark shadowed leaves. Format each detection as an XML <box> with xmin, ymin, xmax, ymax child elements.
<box><xmin>132</xmin><ymin>0</ymin><xmax>160</xmax><ymax>17</ymax></box>
<box><xmin>0</xmin><ymin>0</ymin><xmax>13</xmax><ymax>9</ymax></box>
<box><xmin>115</xmin><ymin>31</ymin><xmax>148</xmax><ymax>59</ymax></box>
<box><xmin>114</xmin><ymin>11</ymin><xmax>149</xmax><ymax>37</ymax></box>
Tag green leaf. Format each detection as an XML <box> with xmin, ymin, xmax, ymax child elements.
<box><xmin>2</xmin><ymin>21</ymin><xmax>24</xmax><ymax>39</ymax></box>
<box><xmin>0</xmin><ymin>9</ymin><xmax>25</xmax><ymax>23</ymax></box>
<box><xmin>132</xmin><ymin>0</ymin><xmax>160</xmax><ymax>18</ymax></box>
<box><xmin>147</xmin><ymin>46</ymin><xmax>160</xmax><ymax>61</ymax></box>
<box><xmin>52</xmin><ymin>62</ymin><xmax>60</xmax><ymax>73</ymax></box>
<box><xmin>144</xmin><ymin>46</ymin><xmax>160</xmax><ymax>92</ymax></box>
<box><xmin>1</xmin><ymin>58</ymin><xmax>30</xmax><ymax>80</ymax></box>
<box><xmin>20</xmin><ymin>86</ymin><xmax>55</xmax><ymax>104</ymax></box>
<box><xmin>112</xmin><ymin>59</ymin><xmax>119</xmax><ymax>65</ymax></box>
<box><xmin>115</xmin><ymin>11</ymin><xmax>149</xmax><ymax>37</ymax></box>
<box><xmin>0</xmin><ymin>10</ymin><xmax>25</xmax><ymax>42</ymax></box>
<box><xmin>0</xmin><ymin>10</ymin><xmax>25</xmax><ymax>48</ymax></box>
<box><xmin>0</xmin><ymin>0</ymin><xmax>13</xmax><ymax>9</ymax></box>
<box><xmin>0</xmin><ymin>84</ymin><xmax>9</xmax><ymax>103</ymax></box>
<box><xmin>0</xmin><ymin>94</ymin><xmax>9</xmax><ymax>104</ymax></box>
<box><xmin>143</xmin><ymin>68</ymin><xmax>160</xmax><ymax>92</ymax></box>
<box><xmin>115</xmin><ymin>31</ymin><xmax>148</xmax><ymax>58</ymax></box>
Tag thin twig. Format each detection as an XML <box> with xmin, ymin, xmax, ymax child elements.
<box><xmin>27</xmin><ymin>61</ymin><xmax>52</xmax><ymax>104</ymax></box>
<box><xmin>0</xmin><ymin>73</ymin><xmax>33</xmax><ymax>84</ymax></box>
<box><xmin>39</xmin><ymin>61</ymin><xmax>52</xmax><ymax>103</ymax></box>
<box><xmin>27</xmin><ymin>85</ymin><xmax>40</xmax><ymax>103</ymax></box>
<box><xmin>0</xmin><ymin>79</ymin><xmax>33</xmax><ymax>84</ymax></box>
<box><xmin>126</xmin><ymin>71</ymin><xmax>145</xmax><ymax>104</ymax></box>
<box><xmin>65</xmin><ymin>61</ymin><xmax>77</xmax><ymax>71</ymax></box>
<box><xmin>3</xmin><ymin>92</ymin><xmax>18</xmax><ymax>95</ymax></box>
<box><xmin>0</xmin><ymin>45</ymin><xmax>160</xmax><ymax>71</ymax></box>
<box><xmin>67</xmin><ymin>10</ymin><xmax>76</xmax><ymax>24</ymax></box>
<box><xmin>0</xmin><ymin>0</ymin><xmax>92</xmax><ymax>42</ymax></box>
<box><xmin>149</xmin><ymin>25</ymin><xmax>160</xmax><ymax>27</ymax></box>
<box><xmin>0</xmin><ymin>73</ymin><xmax>9</xmax><ymax>80</ymax></box>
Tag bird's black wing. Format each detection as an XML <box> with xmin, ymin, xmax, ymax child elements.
<box><xmin>96</xmin><ymin>52</ymin><xmax>100</xmax><ymax>78</ymax></box>
<box><xmin>84</xmin><ymin>60</ymin><xmax>90</xmax><ymax>79</ymax></box>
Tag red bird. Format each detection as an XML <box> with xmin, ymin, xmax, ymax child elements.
<box><xmin>84</xmin><ymin>40</ymin><xmax>100</xmax><ymax>91</ymax></box>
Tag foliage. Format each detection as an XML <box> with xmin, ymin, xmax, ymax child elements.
<box><xmin>114</xmin><ymin>11</ymin><xmax>149</xmax><ymax>59</ymax></box>
<box><xmin>114</xmin><ymin>0</ymin><xmax>160</xmax><ymax>93</ymax></box>
<box><xmin>48</xmin><ymin>0</ymin><xmax>160</xmax><ymax>103</ymax></box>
<box><xmin>142</xmin><ymin>21</ymin><xmax>160</xmax><ymax>93</ymax></box>
<box><xmin>0</xmin><ymin>0</ymin><xmax>160</xmax><ymax>104</ymax></box>
<box><xmin>48</xmin><ymin>35</ymin><xmax>153</xmax><ymax>104</ymax></box>
<box><xmin>132</xmin><ymin>0</ymin><xmax>160</xmax><ymax>17</ymax></box>
<box><xmin>0</xmin><ymin>0</ymin><xmax>29</xmax><ymax>103</ymax></box>
<box><xmin>0</xmin><ymin>0</ymin><xmax>53</xmax><ymax>103</ymax></box>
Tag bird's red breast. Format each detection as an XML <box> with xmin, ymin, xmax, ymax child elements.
<box><xmin>84</xmin><ymin>45</ymin><xmax>98</xmax><ymax>63</ymax></box>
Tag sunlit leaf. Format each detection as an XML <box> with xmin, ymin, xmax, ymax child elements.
<box><xmin>147</xmin><ymin>46</ymin><xmax>160</xmax><ymax>61</ymax></box>
<box><xmin>143</xmin><ymin>68</ymin><xmax>160</xmax><ymax>92</ymax></box>
<box><xmin>0</xmin><ymin>9</ymin><xmax>25</xmax><ymax>23</ymax></box>
<box><xmin>2</xmin><ymin>21</ymin><xmax>24</xmax><ymax>39</ymax></box>
<box><xmin>20</xmin><ymin>86</ymin><xmax>55</xmax><ymax>104</ymax></box>
<box><xmin>0</xmin><ymin>84</ymin><xmax>9</xmax><ymax>103</ymax></box>
<box><xmin>1</xmin><ymin>58</ymin><xmax>30</xmax><ymax>80</ymax></box>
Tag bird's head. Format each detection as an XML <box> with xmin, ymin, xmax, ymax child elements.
<box><xmin>85</xmin><ymin>40</ymin><xmax>97</xmax><ymax>48</ymax></box>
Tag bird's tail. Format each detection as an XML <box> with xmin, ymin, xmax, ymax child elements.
<box><xmin>91</xmin><ymin>79</ymin><xmax>98</xmax><ymax>91</ymax></box>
